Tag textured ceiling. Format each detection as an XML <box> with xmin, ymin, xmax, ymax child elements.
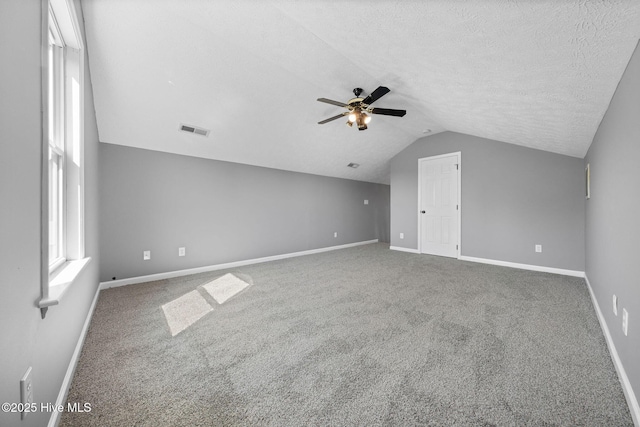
<box><xmin>82</xmin><ymin>0</ymin><xmax>640</xmax><ymax>184</ymax></box>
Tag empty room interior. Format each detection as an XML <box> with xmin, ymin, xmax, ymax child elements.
<box><xmin>2</xmin><ymin>1</ymin><xmax>640</xmax><ymax>426</ymax></box>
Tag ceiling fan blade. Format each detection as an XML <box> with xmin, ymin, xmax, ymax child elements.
<box><xmin>362</xmin><ymin>86</ymin><xmax>390</xmax><ymax>105</ymax></box>
<box><xmin>317</xmin><ymin>98</ymin><xmax>348</xmax><ymax>107</ymax></box>
<box><xmin>370</xmin><ymin>107</ymin><xmax>406</xmax><ymax>117</ymax></box>
<box><xmin>318</xmin><ymin>112</ymin><xmax>347</xmax><ymax>124</ymax></box>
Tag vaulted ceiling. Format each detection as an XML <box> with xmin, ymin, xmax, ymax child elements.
<box><xmin>82</xmin><ymin>0</ymin><xmax>640</xmax><ymax>184</ymax></box>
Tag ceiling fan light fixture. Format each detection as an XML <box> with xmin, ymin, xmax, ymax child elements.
<box><xmin>363</xmin><ymin>113</ymin><xmax>371</xmax><ymax>124</ymax></box>
<box><xmin>348</xmin><ymin>113</ymin><xmax>357</xmax><ymax>123</ymax></box>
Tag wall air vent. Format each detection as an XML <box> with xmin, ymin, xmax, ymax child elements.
<box><xmin>179</xmin><ymin>124</ymin><xmax>210</xmax><ymax>137</ymax></box>
<box><xmin>347</xmin><ymin>163</ymin><xmax>360</xmax><ymax>168</ymax></box>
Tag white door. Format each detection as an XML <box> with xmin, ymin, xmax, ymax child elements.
<box><xmin>419</xmin><ymin>153</ymin><xmax>460</xmax><ymax>257</ymax></box>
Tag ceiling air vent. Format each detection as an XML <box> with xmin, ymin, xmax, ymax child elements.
<box><xmin>180</xmin><ymin>123</ymin><xmax>210</xmax><ymax>137</ymax></box>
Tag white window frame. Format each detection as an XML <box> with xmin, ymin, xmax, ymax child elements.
<box><xmin>39</xmin><ymin>0</ymin><xmax>90</xmax><ymax>317</ymax></box>
<box><xmin>48</xmin><ymin>13</ymin><xmax>66</xmax><ymax>272</ymax></box>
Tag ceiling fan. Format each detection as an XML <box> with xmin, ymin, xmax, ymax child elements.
<box><xmin>317</xmin><ymin>86</ymin><xmax>406</xmax><ymax>131</ymax></box>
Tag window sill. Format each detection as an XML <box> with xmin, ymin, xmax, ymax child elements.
<box><xmin>38</xmin><ymin>257</ymin><xmax>91</xmax><ymax>308</ymax></box>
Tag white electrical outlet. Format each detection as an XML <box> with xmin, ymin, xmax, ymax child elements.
<box><xmin>364</xmin><ymin>199</ymin><xmax>369</xmax><ymax>205</ymax></box>
<box><xmin>20</xmin><ymin>367</ymin><xmax>33</xmax><ymax>420</ymax></box>
<box><xmin>400</xmin><ymin>233</ymin><xmax>404</xmax><ymax>239</ymax></box>
<box><xmin>334</xmin><ymin>232</ymin><xmax>338</xmax><ymax>238</ymax></box>
<box><xmin>178</xmin><ymin>247</ymin><xmax>186</xmax><ymax>257</ymax></box>
<box><xmin>535</xmin><ymin>244</ymin><xmax>542</xmax><ymax>253</ymax></box>
<box><xmin>622</xmin><ymin>309</ymin><xmax>629</xmax><ymax>336</ymax></box>
<box><xmin>613</xmin><ymin>295</ymin><xmax>618</xmax><ymax>316</ymax></box>
<box><xmin>143</xmin><ymin>250</ymin><xmax>151</xmax><ymax>260</ymax></box>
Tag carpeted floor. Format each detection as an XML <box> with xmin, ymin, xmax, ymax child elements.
<box><xmin>61</xmin><ymin>243</ymin><xmax>633</xmax><ymax>426</ymax></box>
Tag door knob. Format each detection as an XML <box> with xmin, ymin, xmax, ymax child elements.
<box><xmin>421</xmin><ymin>210</ymin><xmax>426</xmax><ymax>214</ymax></box>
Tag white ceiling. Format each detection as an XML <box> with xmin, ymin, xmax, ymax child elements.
<box><xmin>82</xmin><ymin>0</ymin><xmax>640</xmax><ymax>184</ymax></box>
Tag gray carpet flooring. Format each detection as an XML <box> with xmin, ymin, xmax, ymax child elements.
<box><xmin>61</xmin><ymin>243</ymin><xmax>633</xmax><ymax>426</ymax></box>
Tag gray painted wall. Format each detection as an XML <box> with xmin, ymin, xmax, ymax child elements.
<box><xmin>99</xmin><ymin>144</ymin><xmax>390</xmax><ymax>282</ymax></box>
<box><xmin>0</xmin><ymin>1</ymin><xmax>101</xmax><ymax>426</ymax></box>
<box><xmin>585</xmin><ymin>40</ymin><xmax>640</xmax><ymax>405</ymax></box>
<box><xmin>390</xmin><ymin>132</ymin><xmax>585</xmax><ymax>271</ymax></box>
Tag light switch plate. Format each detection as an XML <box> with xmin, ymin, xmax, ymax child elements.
<box><xmin>20</xmin><ymin>367</ymin><xmax>33</xmax><ymax>420</ymax></box>
<box><xmin>143</xmin><ymin>250</ymin><xmax>151</xmax><ymax>260</ymax></box>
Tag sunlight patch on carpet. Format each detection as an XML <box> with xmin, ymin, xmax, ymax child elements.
<box><xmin>202</xmin><ymin>273</ymin><xmax>250</xmax><ymax>304</ymax></box>
<box><xmin>162</xmin><ymin>290</ymin><xmax>213</xmax><ymax>336</ymax></box>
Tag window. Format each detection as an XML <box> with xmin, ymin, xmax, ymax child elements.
<box><xmin>39</xmin><ymin>0</ymin><xmax>90</xmax><ymax>316</ymax></box>
<box><xmin>48</xmin><ymin>15</ymin><xmax>65</xmax><ymax>271</ymax></box>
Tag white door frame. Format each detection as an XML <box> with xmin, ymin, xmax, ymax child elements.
<box><xmin>417</xmin><ymin>152</ymin><xmax>461</xmax><ymax>258</ymax></box>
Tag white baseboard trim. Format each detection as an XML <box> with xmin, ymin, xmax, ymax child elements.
<box><xmin>389</xmin><ymin>246</ymin><xmax>420</xmax><ymax>254</ymax></box>
<box><xmin>48</xmin><ymin>285</ymin><xmax>100</xmax><ymax>427</ymax></box>
<box><xmin>458</xmin><ymin>255</ymin><xmax>585</xmax><ymax>278</ymax></box>
<box><xmin>585</xmin><ymin>275</ymin><xmax>640</xmax><ymax>426</ymax></box>
<box><xmin>100</xmin><ymin>239</ymin><xmax>379</xmax><ymax>290</ymax></box>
